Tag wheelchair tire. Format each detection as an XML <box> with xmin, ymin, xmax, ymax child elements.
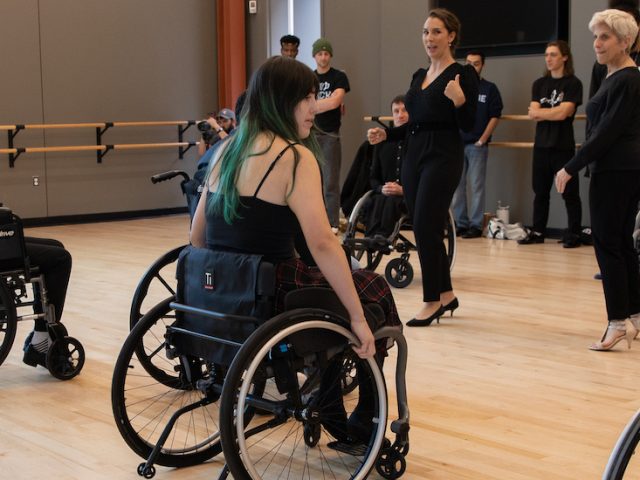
<box><xmin>112</xmin><ymin>297</ymin><xmax>223</xmax><ymax>468</ymax></box>
<box><xmin>603</xmin><ymin>408</ymin><xmax>640</xmax><ymax>479</ymax></box>
<box><xmin>385</xmin><ymin>258</ymin><xmax>414</xmax><ymax>289</ymax></box>
<box><xmin>46</xmin><ymin>336</ymin><xmax>85</xmax><ymax>380</ymax></box>
<box><xmin>219</xmin><ymin>308</ymin><xmax>388</xmax><ymax>480</ymax></box>
<box><xmin>129</xmin><ymin>245</ymin><xmax>185</xmax><ymax>330</ymax></box>
<box><xmin>0</xmin><ymin>280</ymin><xmax>17</xmax><ymax>367</ymax></box>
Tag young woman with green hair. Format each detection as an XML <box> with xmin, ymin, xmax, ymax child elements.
<box><xmin>190</xmin><ymin>56</ymin><xmax>401</xmax><ymax>360</ymax></box>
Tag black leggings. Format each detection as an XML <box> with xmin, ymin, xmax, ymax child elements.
<box><xmin>24</xmin><ymin>237</ymin><xmax>72</xmax><ymax>328</ymax></box>
<box><xmin>401</xmin><ymin>153</ymin><xmax>462</xmax><ymax>302</ymax></box>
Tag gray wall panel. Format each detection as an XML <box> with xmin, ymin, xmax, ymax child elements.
<box><xmin>1</xmin><ymin>0</ymin><xmax>217</xmax><ymax>219</ymax></box>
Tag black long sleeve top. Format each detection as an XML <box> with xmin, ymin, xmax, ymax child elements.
<box><xmin>564</xmin><ymin>67</ymin><xmax>640</xmax><ymax>176</ymax></box>
<box><xmin>386</xmin><ymin>63</ymin><xmax>479</xmax><ymax>143</ymax></box>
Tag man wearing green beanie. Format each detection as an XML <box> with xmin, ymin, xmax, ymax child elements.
<box><xmin>312</xmin><ymin>38</ymin><xmax>350</xmax><ymax>232</ymax></box>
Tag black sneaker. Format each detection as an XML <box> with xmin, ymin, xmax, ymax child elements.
<box><xmin>517</xmin><ymin>231</ymin><xmax>544</xmax><ymax>245</ymax></box>
<box><xmin>23</xmin><ymin>344</ymin><xmax>47</xmax><ymax>368</ymax></box>
<box><xmin>455</xmin><ymin>227</ymin><xmax>468</xmax><ymax>237</ymax></box>
<box><xmin>462</xmin><ymin>227</ymin><xmax>482</xmax><ymax>239</ymax></box>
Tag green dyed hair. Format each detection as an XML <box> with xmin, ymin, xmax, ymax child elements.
<box><xmin>206</xmin><ymin>56</ymin><xmax>321</xmax><ymax>224</ymax></box>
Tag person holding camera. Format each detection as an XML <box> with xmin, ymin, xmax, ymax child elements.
<box><xmin>196</xmin><ymin>108</ymin><xmax>237</xmax><ymax>156</ymax></box>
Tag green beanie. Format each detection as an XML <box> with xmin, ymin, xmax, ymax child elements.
<box><xmin>312</xmin><ymin>38</ymin><xmax>333</xmax><ymax>56</ymax></box>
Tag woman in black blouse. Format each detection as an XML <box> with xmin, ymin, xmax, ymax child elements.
<box><xmin>368</xmin><ymin>8</ymin><xmax>478</xmax><ymax>327</ymax></box>
<box><xmin>556</xmin><ymin>9</ymin><xmax>640</xmax><ymax>350</ymax></box>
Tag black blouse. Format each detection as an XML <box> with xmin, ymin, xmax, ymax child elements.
<box><xmin>564</xmin><ymin>67</ymin><xmax>640</xmax><ymax>176</ymax></box>
<box><xmin>387</xmin><ymin>62</ymin><xmax>479</xmax><ymax>142</ymax></box>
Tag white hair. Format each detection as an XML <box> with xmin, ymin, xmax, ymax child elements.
<box><xmin>589</xmin><ymin>9</ymin><xmax>639</xmax><ymax>52</ymax></box>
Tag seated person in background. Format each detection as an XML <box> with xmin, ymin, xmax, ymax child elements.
<box><xmin>10</xmin><ymin>237</ymin><xmax>72</xmax><ymax>367</ymax></box>
<box><xmin>365</xmin><ymin>95</ymin><xmax>408</xmax><ymax>238</ymax></box>
<box><xmin>190</xmin><ymin>56</ymin><xmax>401</xmax><ymax>440</ymax></box>
<box><xmin>196</xmin><ymin>108</ymin><xmax>237</xmax><ymax>157</ymax></box>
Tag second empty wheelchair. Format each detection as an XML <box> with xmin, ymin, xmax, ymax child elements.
<box><xmin>343</xmin><ymin>190</ymin><xmax>456</xmax><ymax>289</ymax></box>
<box><xmin>0</xmin><ymin>206</ymin><xmax>84</xmax><ymax>379</ymax></box>
<box><xmin>112</xmin><ymin>246</ymin><xmax>410</xmax><ymax>479</ymax></box>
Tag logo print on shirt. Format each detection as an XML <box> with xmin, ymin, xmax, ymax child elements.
<box><xmin>317</xmin><ymin>81</ymin><xmax>331</xmax><ymax>100</ymax></box>
<box><xmin>540</xmin><ymin>89</ymin><xmax>564</xmax><ymax>107</ymax></box>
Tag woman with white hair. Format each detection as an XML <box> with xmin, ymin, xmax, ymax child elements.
<box><xmin>556</xmin><ymin>9</ymin><xmax>640</xmax><ymax>350</ymax></box>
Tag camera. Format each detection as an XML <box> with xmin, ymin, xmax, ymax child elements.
<box><xmin>197</xmin><ymin>120</ymin><xmax>215</xmax><ymax>145</ymax></box>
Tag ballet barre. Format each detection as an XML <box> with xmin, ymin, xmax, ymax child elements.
<box><xmin>2</xmin><ymin>120</ymin><xmax>199</xmax><ymax>167</ymax></box>
<box><xmin>364</xmin><ymin>114</ymin><xmax>586</xmax><ymax>149</ymax></box>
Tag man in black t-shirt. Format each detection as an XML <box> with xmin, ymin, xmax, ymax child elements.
<box><xmin>312</xmin><ymin>38</ymin><xmax>351</xmax><ymax>231</ymax></box>
<box><xmin>519</xmin><ymin>40</ymin><xmax>583</xmax><ymax>247</ymax></box>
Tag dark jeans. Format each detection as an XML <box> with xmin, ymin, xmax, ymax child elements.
<box><xmin>24</xmin><ymin>237</ymin><xmax>72</xmax><ymax>326</ymax></box>
<box><xmin>532</xmin><ymin>147</ymin><xmax>582</xmax><ymax>235</ymax></box>
<box><xmin>590</xmin><ymin>171</ymin><xmax>640</xmax><ymax>320</ymax></box>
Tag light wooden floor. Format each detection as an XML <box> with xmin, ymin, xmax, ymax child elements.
<box><xmin>1</xmin><ymin>214</ymin><xmax>639</xmax><ymax>480</ymax></box>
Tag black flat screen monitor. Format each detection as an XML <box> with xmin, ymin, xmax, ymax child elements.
<box><xmin>434</xmin><ymin>0</ymin><xmax>569</xmax><ymax>57</ymax></box>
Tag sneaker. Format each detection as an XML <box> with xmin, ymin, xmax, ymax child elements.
<box><xmin>517</xmin><ymin>230</ymin><xmax>544</xmax><ymax>245</ymax></box>
<box><xmin>462</xmin><ymin>226</ymin><xmax>482</xmax><ymax>239</ymax></box>
<box><xmin>455</xmin><ymin>227</ymin><xmax>468</xmax><ymax>237</ymax></box>
<box><xmin>23</xmin><ymin>344</ymin><xmax>47</xmax><ymax>368</ymax></box>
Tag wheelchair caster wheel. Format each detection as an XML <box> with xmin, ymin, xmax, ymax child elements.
<box><xmin>137</xmin><ymin>463</ymin><xmax>156</xmax><ymax>479</ymax></box>
<box><xmin>48</xmin><ymin>323</ymin><xmax>68</xmax><ymax>341</ymax></box>
<box><xmin>46</xmin><ymin>336</ymin><xmax>85</xmax><ymax>380</ymax></box>
<box><xmin>303</xmin><ymin>422</ymin><xmax>321</xmax><ymax>447</ymax></box>
<box><xmin>376</xmin><ymin>448</ymin><xmax>407</xmax><ymax>479</ymax></box>
<box><xmin>385</xmin><ymin>258</ymin><xmax>413</xmax><ymax>288</ymax></box>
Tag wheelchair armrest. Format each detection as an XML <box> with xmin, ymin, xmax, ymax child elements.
<box><xmin>257</xmin><ymin>261</ymin><xmax>276</xmax><ymax>297</ymax></box>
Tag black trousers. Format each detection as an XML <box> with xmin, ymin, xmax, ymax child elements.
<box><xmin>24</xmin><ymin>237</ymin><xmax>72</xmax><ymax>326</ymax></box>
<box><xmin>590</xmin><ymin>171</ymin><xmax>640</xmax><ymax>320</ymax></box>
<box><xmin>532</xmin><ymin>147</ymin><xmax>582</xmax><ymax>235</ymax></box>
<box><xmin>401</xmin><ymin>148</ymin><xmax>462</xmax><ymax>302</ymax></box>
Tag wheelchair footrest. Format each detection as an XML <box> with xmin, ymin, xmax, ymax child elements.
<box><xmin>327</xmin><ymin>440</ymin><xmax>368</xmax><ymax>457</ymax></box>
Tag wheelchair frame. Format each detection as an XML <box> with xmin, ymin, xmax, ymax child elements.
<box><xmin>343</xmin><ymin>190</ymin><xmax>457</xmax><ymax>288</ymax></box>
<box><xmin>0</xmin><ymin>207</ymin><xmax>84</xmax><ymax>379</ymax></box>
<box><xmin>113</xmin><ymin>279</ymin><xmax>410</xmax><ymax>480</ymax></box>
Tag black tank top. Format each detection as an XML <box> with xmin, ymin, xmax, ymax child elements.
<box><xmin>205</xmin><ymin>142</ymin><xmax>300</xmax><ymax>262</ymax></box>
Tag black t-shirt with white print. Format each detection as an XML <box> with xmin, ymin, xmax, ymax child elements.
<box><xmin>314</xmin><ymin>67</ymin><xmax>350</xmax><ymax>133</ymax></box>
<box><xmin>531</xmin><ymin>74</ymin><xmax>583</xmax><ymax>149</ymax></box>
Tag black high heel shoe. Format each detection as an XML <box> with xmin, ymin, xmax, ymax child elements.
<box><xmin>442</xmin><ymin>297</ymin><xmax>459</xmax><ymax>317</ymax></box>
<box><xmin>407</xmin><ymin>306</ymin><xmax>445</xmax><ymax>327</ymax></box>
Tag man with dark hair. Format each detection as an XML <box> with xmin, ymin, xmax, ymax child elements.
<box><xmin>312</xmin><ymin>38</ymin><xmax>350</xmax><ymax>232</ymax></box>
<box><xmin>366</xmin><ymin>95</ymin><xmax>409</xmax><ymax>238</ymax></box>
<box><xmin>280</xmin><ymin>34</ymin><xmax>300</xmax><ymax>59</ymax></box>
<box><xmin>451</xmin><ymin>50</ymin><xmax>503</xmax><ymax>238</ymax></box>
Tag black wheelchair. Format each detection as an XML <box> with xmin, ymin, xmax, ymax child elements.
<box><xmin>343</xmin><ymin>190</ymin><xmax>457</xmax><ymax>289</ymax></box>
<box><xmin>112</xmin><ymin>246</ymin><xmax>410</xmax><ymax>480</ymax></box>
<box><xmin>129</xmin><ymin>170</ymin><xmax>201</xmax><ymax>329</ymax></box>
<box><xmin>0</xmin><ymin>207</ymin><xmax>85</xmax><ymax>379</ymax></box>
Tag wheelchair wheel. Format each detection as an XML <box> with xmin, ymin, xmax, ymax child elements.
<box><xmin>385</xmin><ymin>258</ymin><xmax>414</xmax><ymax>289</ymax></box>
<box><xmin>112</xmin><ymin>298</ymin><xmax>223</xmax><ymax>467</ymax></box>
<box><xmin>129</xmin><ymin>245</ymin><xmax>185</xmax><ymax>329</ymax></box>
<box><xmin>0</xmin><ymin>280</ymin><xmax>17</xmax><ymax>367</ymax></box>
<box><xmin>220</xmin><ymin>309</ymin><xmax>388</xmax><ymax>480</ymax></box>
<box><xmin>603</xmin><ymin>408</ymin><xmax>640</xmax><ymax>479</ymax></box>
<box><xmin>445</xmin><ymin>209</ymin><xmax>457</xmax><ymax>271</ymax></box>
<box><xmin>344</xmin><ymin>192</ymin><xmax>385</xmax><ymax>271</ymax></box>
<box><xmin>46</xmin><ymin>336</ymin><xmax>85</xmax><ymax>380</ymax></box>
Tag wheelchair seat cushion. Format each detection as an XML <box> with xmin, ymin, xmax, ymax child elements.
<box><xmin>173</xmin><ymin>246</ymin><xmax>275</xmax><ymax>364</ymax></box>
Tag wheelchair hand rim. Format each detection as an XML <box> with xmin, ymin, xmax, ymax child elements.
<box><xmin>235</xmin><ymin>319</ymin><xmax>387</xmax><ymax>480</ymax></box>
